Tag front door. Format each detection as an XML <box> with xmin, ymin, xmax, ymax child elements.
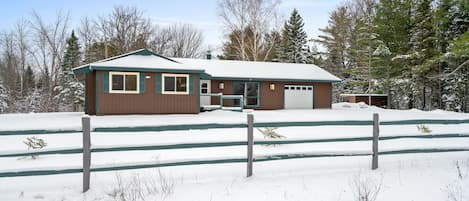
<box><xmin>233</xmin><ymin>82</ymin><xmax>259</xmax><ymax>107</ymax></box>
<box><xmin>200</xmin><ymin>80</ymin><xmax>211</xmax><ymax>106</ymax></box>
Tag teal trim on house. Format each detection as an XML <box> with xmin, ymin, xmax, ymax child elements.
<box><xmin>200</xmin><ymin>72</ymin><xmax>211</xmax><ymax>79</ymax></box>
<box><xmin>155</xmin><ymin>73</ymin><xmax>162</xmax><ymax>94</ymax></box>
<box><xmin>189</xmin><ymin>74</ymin><xmax>194</xmax><ymax>95</ymax></box>
<box><xmin>90</xmin><ymin>66</ymin><xmax>205</xmax><ymax>74</ymax></box>
<box><xmin>312</xmin><ymin>84</ymin><xmax>315</xmax><ymax>109</ymax></box>
<box><xmin>139</xmin><ymin>73</ymin><xmax>146</xmax><ymax>94</ymax></box>
<box><xmin>72</xmin><ymin>65</ymin><xmax>91</xmax><ymax>74</ymax></box>
<box><xmin>102</xmin><ymin>72</ymin><xmax>109</xmax><ymax>93</ymax></box>
<box><xmin>210</xmin><ymin>76</ymin><xmax>341</xmax><ymax>83</ymax></box>
<box><xmin>198</xmin><ymin>77</ymin><xmax>201</xmax><ymax>112</ymax></box>
<box><xmin>84</xmin><ymin>74</ymin><xmax>88</xmax><ymax>113</ymax></box>
<box><xmin>95</xmin><ymin>71</ymin><xmax>99</xmax><ymax>114</ymax></box>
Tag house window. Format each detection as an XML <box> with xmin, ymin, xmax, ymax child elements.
<box><xmin>162</xmin><ymin>74</ymin><xmax>189</xmax><ymax>94</ymax></box>
<box><xmin>201</xmin><ymin>83</ymin><xmax>208</xmax><ymax>94</ymax></box>
<box><xmin>109</xmin><ymin>72</ymin><xmax>139</xmax><ymax>93</ymax></box>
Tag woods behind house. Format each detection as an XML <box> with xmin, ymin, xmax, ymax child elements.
<box><xmin>0</xmin><ymin>0</ymin><xmax>468</xmax><ymax>113</ymax></box>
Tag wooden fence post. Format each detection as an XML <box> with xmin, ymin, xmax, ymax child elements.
<box><xmin>82</xmin><ymin>116</ymin><xmax>91</xmax><ymax>192</ymax></box>
<box><xmin>372</xmin><ymin>113</ymin><xmax>379</xmax><ymax>170</ymax></box>
<box><xmin>247</xmin><ymin>113</ymin><xmax>254</xmax><ymax>177</ymax></box>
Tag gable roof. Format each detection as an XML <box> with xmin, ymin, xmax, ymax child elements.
<box><xmin>73</xmin><ymin>49</ymin><xmax>341</xmax><ymax>82</ymax></box>
<box><xmin>73</xmin><ymin>49</ymin><xmax>204</xmax><ymax>74</ymax></box>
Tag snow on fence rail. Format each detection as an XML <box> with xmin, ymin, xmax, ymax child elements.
<box><xmin>2</xmin><ymin>133</ymin><xmax>469</xmax><ymax>158</ymax></box>
<box><xmin>2</xmin><ymin>114</ymin><xmax>469</xmax><ymax>192</ymax></box>
<box><xmin>2</xmin><ymin>119</ymin><xmax>469</xmax><ymax>136</ymax></box>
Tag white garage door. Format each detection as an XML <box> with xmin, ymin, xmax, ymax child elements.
<box><xmin>284</xmin><ymin>85</ymin><xmax>313</xmax><ymax>109</ymax></box>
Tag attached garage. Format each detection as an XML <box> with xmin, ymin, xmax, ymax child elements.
<box><xmin>74</xmin><ymin>49</ymin><xmax>341</xmax><ymax>115</ymax></box>
<box><xmin>284</xmin><ymin>85</ymin><xmax>313</xmax><ymax>109</ymax></box>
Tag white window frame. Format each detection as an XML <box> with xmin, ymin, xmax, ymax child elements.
<box><xmin>162</xmin><ymin>73</ymin><xmax>189</xmax><ymax>95</ymax></box>
<box><xmin>109</xmin><ymin>71</ymin><xmax>140</xmax><ymax>94</ymax></box>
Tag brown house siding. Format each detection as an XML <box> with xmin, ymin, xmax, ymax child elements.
<box><xmin>313</xmin><ymin>82</ymin><xmax>332</xmax><ymax>109</ymax></box>
<box><xmin>210</xmin><ymin>80</ymin><xmax>234</xmax><ymax>107</ymax></box>
<box><xmin>259</xmin><ymin>81</ymin><xmax>284</xmax><ymax>110</ymax></box>
<box><xmin>209</xmin><ymin>80</ymin><xmax>332</xmax><ymax>110</ymax></box>
<box><xmin>95</xmin><ymin>71</ymin><xmax>199</xmax><ymax>115</ymax></box>
<box><xmin>85</xmin><ymin>71</ymin><xmax>96</xmax><ymax>115</ymax></box>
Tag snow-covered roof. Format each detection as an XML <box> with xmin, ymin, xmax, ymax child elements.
<box><xmin>340</xmin><ymin>94</ymin><xmax>388</xmax><ymax>97</ymax></box>
<box><xmin>173</xmin><ymin>58</ymin><xmax>341</xmax><ymax>82</ymax></box>
<box><xmin>73</xmin><ymin>49</ymin><xmax>341</xmax><ymax>82</ymax></box>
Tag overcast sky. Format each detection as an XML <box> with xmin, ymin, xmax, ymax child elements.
<box><xmin>0</xmin><ymin>0</ymin><xmax>343</xmax><ymax>55</ymax></box>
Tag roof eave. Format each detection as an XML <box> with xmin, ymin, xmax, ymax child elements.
<box><xmin>209</xmin><ymin>76</ymin><xmax>341</xmax><ymax>83</ymax></box>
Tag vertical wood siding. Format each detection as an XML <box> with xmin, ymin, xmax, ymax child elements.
<box><xmin>96</xmin><ymin>71</ymin><xmax>199</xmax><ymax>115</ymax></box>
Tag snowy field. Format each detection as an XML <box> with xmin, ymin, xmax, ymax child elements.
<box><xmin>1</xmin><ymin>103</ymin><xmax>469</xmax><ymax>201</ymax></box>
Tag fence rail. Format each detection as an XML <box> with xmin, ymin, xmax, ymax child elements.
<box><xmin>2</xmin><ymin>133</ymin><xmax>469</xmax><ymax>158</ymax></box>
<box><xmin>2</xmin><ymin>119</ymin><xmax>469</xmax><ymax>136</ymax></box>
<box><xmin>1</xmin><ymin>114</ymin><xmax>469</xmax><ymax>193</ymax></box>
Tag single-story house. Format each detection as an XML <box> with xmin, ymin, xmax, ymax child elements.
<box><xmin>340</xmin><ymin>93</ymin><xmax>389</xmax><ymax>108</ymax></box>
<box><xmin>73</xmin><ymin>49</ymin><xmax>341</xmax><ymax>115</ymax></box>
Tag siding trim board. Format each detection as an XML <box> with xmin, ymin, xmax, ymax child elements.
<box><xmin>209</xmin><ymin>77</ymin><xmax>341</xmax><ymax>83</ymax></box>
<box><xmin>95</xmin><ymin>71</ymin><xmax>99</xmax><ymax>114</ymax></box>
<box><xmin>91</xmin><ymin>66</ymin><xmax>204</xmax><ymax>74</ymax></box>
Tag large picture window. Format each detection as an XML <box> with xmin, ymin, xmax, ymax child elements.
<box><xmin>162</xmin><ymin>74</ymin><xmax>189</xmax><ymax>94</ymax></box>
<box><xmin>109</xmin><ymin>72</ymin><xmax>140</xmax><ymax>94</ymax></box>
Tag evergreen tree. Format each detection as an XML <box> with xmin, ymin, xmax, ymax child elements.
<box><xmin>54</xmin><ymin>31</ymin><xmax>85</xmax><ymax>111</ymax></box>
<box><xmin>23</xmin><ymin>65</ymin><xmax>35</xmax><ymax>94</ymax></box>
<box><xmin>374</xmin><ymin>0</ymin><xmax>412</xmax><ymax>109</ymax></box>
<box><xmin>279</xmin><ymin>9</ymin><xmax>308</xmax><ymax>63</ymax></box>
<box><xmin>408</xmin><ymin>0</ymin><xmax>438</xmax><ymax>110</ymax></box>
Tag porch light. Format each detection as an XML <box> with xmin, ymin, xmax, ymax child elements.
<box><xmin>219</xmin><ymin>82</ymin><xmax>225</xmax><ymax>90</ymax></box>
<box><xmin>269</xmin><ymin>83</ymin><xmax>275</xmax><ymax>90</ymax></box>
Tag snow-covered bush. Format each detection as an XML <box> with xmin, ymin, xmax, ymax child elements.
<box><xmin>417</xmin><ymin>124</ymin><xmax>432</xmax><ymax>133</ymax></box>
<box><xmin>444</xmin><ymin>159</ymin><xmax>469</xmax><ymax>201</ymax></box>
<box><xmin>107</xmin><ymin>170</ymin><xmax>174</xmax><ymax>201</ymax></box>
<box><xmin>23</xmin><ymin>136</ymin><xmax>47</xmax><ymax>159</ymax></box>
<box><xmin>257</xmin><ymin>127</ymin><xmax>284</xmax><ymax>139</ymax></box>
<box><xmin>0</xmin><ymin>83</ymin><xmax>9</xmax><ymax>113</ymax></box>
<box><xmin>349</xmin><ymin>172</ymin><xmax>383</xmax><ymax>201</ymax></box>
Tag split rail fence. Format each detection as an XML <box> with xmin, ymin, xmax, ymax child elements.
<box><xmin>1</xmin><ymin>114</ymin><xmax>469</xmax><ymax>192</ymax></box>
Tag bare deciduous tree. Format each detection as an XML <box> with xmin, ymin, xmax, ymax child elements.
<box><xmin>29</xmin><ymin>10</ymin><xmax>70</xmax><ymax>111</ymax></box>
<box><xmin>218</xmin><ymin>0</ymin><xmax>281</xmax><ymax>61</ymax></box>
<box><xmin>95</xmin><ymin>6</ymin><xmax>154</xmax><ymax>56</ymax></box>
<box><xmin>149</xmin><ymin>23</ymin><xmax>204</xmax><ymax>58</ymax></box>
<box><xmin>79</xmin><ymin>16</ymin><xmax>96</xmax><ymax>63</ymax></box>
<box><xmin>167</xmin><ymin>23</ymin><xmax>204</xmax><ymax>58</ymax></box>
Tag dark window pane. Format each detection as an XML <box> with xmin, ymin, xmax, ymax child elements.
<box><xmin>296</xmin><ymin>87</ymin><xmax>301</xmax><ymax>90</ymax></box>
<box><xmin>308</xmin><ymin>87</ymin><xmax>312</xmax><ymax>90</ymax></box>
<box><xmin>284</xmin><ymin>86</ymin><xmax>289</xmax><ymax>90</ymax></box>
<box><xmin>233</xmin><ymin>82</ymin><xmax>244</xmax><ymax>95</ymax></box>
<box><xmin>112</xmin><ymin>74</ymin><xmax>124</xmax><ymax>90</ymax></box>
<box><xmin>247</xmin><ymin>98</ymin><xmax>257</xmax><ymax>106</ymax></box>
<box><xmin>302</xmin><ymin>87</ymin><xmax>307</xmax><ymax>90</ymax></box>
<box><xmin>290</xmin><ymin>86</ymin><xmax>295</xmax><ymax>90</ymax></box>
<box><xmin>201</xmin><ymin>89</ymin><xmax>208</xmax><ymax>94</ymax></box>
<box><xmin>164</xmin><ymin>76</ymin><xmax>175</xmax><ymax>92</ymax></box>
<box><xmin>201</xmin><ymin>83</ymin><xmax>208</xmax><ymax>88</ymax></box>
<box><xmin>125</xmin><ymin>75</ymin><xmax>137</xmax><ymax>91</ymax></box>
<box><xmin>176</xmin><ymin>77</ymin><xmax>187</xmax><ymax>92</ymax></box>
<box><xmin>246</xmin><ymin>83</ymin><xmax>258</xmax><ymax>96</ymax></box>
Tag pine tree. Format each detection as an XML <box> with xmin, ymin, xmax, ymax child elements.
<box><xmin>374</xmin><ymin>0</ymin><xmax>413</xmax><ymax>109</ymax></box>
<box><xmin>408</xmin><ymin>0</ymin><xmax>437</xmax><ymax>110</ymax></box>
<box><xmin>279</xmin><ymin>9</ymin><xmax>308</xmax><ymax>63</ymax></box>
<box><xmin>54</xmin><ymin>31</ymin><xmax>85</xmax><ymax>111</ymax></box>
<box><xmin>23</xmin><ymin>66</ymin><xmax>35</xmax><ymax>94</ymax></box>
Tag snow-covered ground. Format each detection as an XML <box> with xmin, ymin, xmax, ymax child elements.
<box><xmin>1</xmin><ymin>103</ymin><xmax>469</xmax><ymax>201</ymax></box>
